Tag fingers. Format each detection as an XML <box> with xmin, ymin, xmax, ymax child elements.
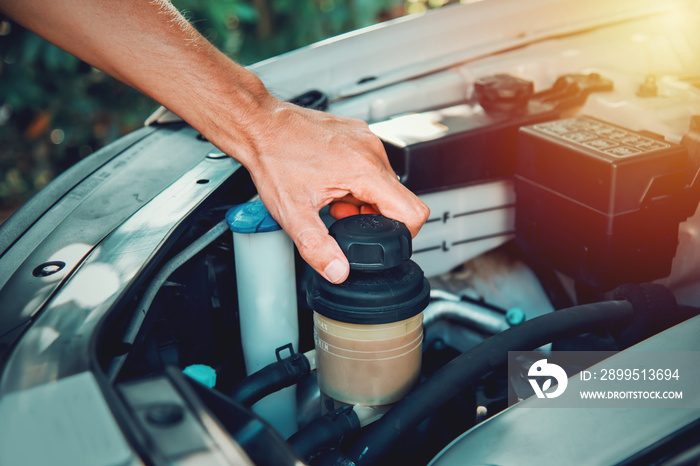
<box><xmin>329</xmin><ymin>202</ymin><xmax>360</xmax><ymax>219</ymax></box>
<box><xmin>328</xmin><ymin>201</ymin><xmax>379</xmax><ymax>219</ymax></box>
<box><xmin>329</xmin><ymin>184</ymin><xmax>428</xmax><ymax>236</ymax></box>
<box><xmin>360</xmin><ymin>204</ymin><xmax>379</xmax><ymax>215</ymax></box>
<box><xmin>329</xmin><ymin>192</ymin><xmax>381</xmax><ymax>220</ymax></box>
<box><xmin>349</xmin><ymin>174</ymin><xmax>430</xmax><ymax>237</ymax></box>
<box><xmin>283</xmin><ymin>210</ymin><xmax>350</xmax><ymax>284</ymax></box>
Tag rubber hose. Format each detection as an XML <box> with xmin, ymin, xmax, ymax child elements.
<box><xmin>288</xmin><ymin>407</ymin><xmax>360</xmax><ymax>463</ymax></box>
<box><xmin>229</xmin><ymin>352</ymin><xmax>311</xmax><ymax>406</ymax></box>
<box><xmin>611</xmin><ymin>283</ymin><xmax>679</xmax><ymax>347</ymax></box>
<box><xmin>346</xmin><ymin>299</ymin><xmax>635</xmax><ymax>465</ymax></box>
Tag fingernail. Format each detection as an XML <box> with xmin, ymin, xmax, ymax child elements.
<box><xmin>324</xmin><ymin>259</ymin><xmax>348</xmax><ymax>283</ymax></box>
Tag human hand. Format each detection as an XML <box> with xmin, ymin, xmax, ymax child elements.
<box><xmin>0</xmin><ymin>0</ymin><xmax>428</xmax><ymax>284</ymax></box>
<box><xmin>231</xmin><ymin>98</ymin><xmax>429</xmax><ymax>284</ymax></box>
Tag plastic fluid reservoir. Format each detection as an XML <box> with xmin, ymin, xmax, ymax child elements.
<box><xmin>226</xmin><ymin>200</ymin><xmax>298</xmax><ymax>437</ymax></box>
<box><xmin>307</xmin><ymin>215</ymin><xmax>430</xmax><ymax>406</ymax></box>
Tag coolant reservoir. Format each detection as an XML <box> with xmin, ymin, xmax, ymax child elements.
<box><xmin>307</xmin><ymin>215</ymin><xmax>430</xmax><ymax>406</ymax></box>
<box><xmin>226</xmin><ymin>199</ymin><xmax>298</xmax><ymax>437</ymax></box>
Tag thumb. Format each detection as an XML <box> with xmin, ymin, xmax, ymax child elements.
<box><xmin>284</xmin><ymin>211</ymin><xmax>349</xmax><ymax>284</ymax></box>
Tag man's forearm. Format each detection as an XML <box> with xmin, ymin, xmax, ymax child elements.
<box><xmin>2</xmin><ymin>0</ymin><xmax>430</xmax><ymax>283</ymax></box>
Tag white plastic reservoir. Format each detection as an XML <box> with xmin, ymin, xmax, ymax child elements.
<box><xmin>226</xmin><ymin>200</ymin><xmax>299</xmax><ymax>437</ymax></box>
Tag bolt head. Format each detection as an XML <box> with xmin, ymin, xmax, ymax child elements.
<box><xmin>145</xmin><ymin>403</ymin><xmax>184</xmax><ymax>426</ymax></box>
<box><xmin>32</xmin><ymin>261</ymin><xmax>66</xmax><ymax>277</ymax></box>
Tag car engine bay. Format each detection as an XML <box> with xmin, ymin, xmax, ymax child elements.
<box><xmin>1</xmin><ymin>1</ymin><xmax>700</xmax><ymax>465</ymax></box>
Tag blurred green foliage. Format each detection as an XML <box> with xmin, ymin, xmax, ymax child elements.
<box><xmin>0</xmin><ymin>0</ymin><xmax>448</xmax><ymax>215</ymax></box>
<box><xmin>173</xmin><ymin>0</ymin><xmax>407</xmax><ymax>65</ymax></box>
<box><xmin>0</xmin><ymin>22</ymin><xmax>157</xmax><ymax>214</ymax></box>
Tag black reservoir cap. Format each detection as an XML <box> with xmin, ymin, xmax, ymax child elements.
<box><xmin>329</xmin><ymin>214</ymin><xmax>411</xmax><ymax>271</ymax></box>
<box><xmin>307</xmin><ymin>215</ymin><xmax>429</xmax><ymax>324</ymax></box>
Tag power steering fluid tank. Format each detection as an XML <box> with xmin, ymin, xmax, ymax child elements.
<box><xmin>307</xmin><ymin>215</ymin><xmax>430</xmax><ymax>406</ymax></box>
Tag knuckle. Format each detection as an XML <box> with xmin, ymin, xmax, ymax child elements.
<box><xmin>365</xmin><ymin>154</ymin><xmax>385</xmax><ymax>171</ymax></box>
<box><xmin>365</xmin><ymin>133</ymin><xmax>384</xmax><ymax>151</ymax></box>
<box><xmin>371</xmin><ymin>140</ymin><xmax>387</xmax><ymax>158</ymax></box>
<box><xmin>352</xmin><ymin>154</ymin><xmax>382</xmax><ymax>176</ymax></box>
<box><xmin>352</xmin><ymin>118</ymin><xmax>371</xmax><ymax>130</ymax></box>
<box><xmin>418</xmin><ymin>201</ymin><xmax>430</xmax><ymax>220</ymax></box>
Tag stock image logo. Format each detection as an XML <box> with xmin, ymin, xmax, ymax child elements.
<box><xmin>528</xmin><ymin>359</ymin><xmax>568</xmax><ymax>399</ymax></box>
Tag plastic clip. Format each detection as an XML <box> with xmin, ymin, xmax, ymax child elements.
<box><xmin>275</xmin><ymin>343</ymin><xmax>296</xmax><ymax>362</ymax></box>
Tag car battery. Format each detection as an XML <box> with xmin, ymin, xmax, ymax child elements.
<box><xmin>370</xmin><ymin>73</ymin><xmax>612</xmax><ymax>195</ymax></box>
<box><xmin>370</xmin><ymin>101</ymin><xmax>558</xmax><ymax>195</ymax></box>
<box><xmin>515</xmin><ymin>116</ymin><xmax>700</xmax><ymax>290</ymax></box>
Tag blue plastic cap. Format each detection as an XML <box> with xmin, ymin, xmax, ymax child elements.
<box><xmin>183</xmin><ymin>364</ymin><xmax>217</xmax><ymax>388</ymax></box>
<box><xmin>226</xmin><ymin>199</ymin><xmax>282</xmax><ymax>233</ymax></box>
<box><xmin>506</xmin><ymin>307</ymin><xmax>526</xmax><ymax>326</ymax></box>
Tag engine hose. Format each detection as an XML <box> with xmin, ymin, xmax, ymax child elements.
<box><xmin>228</xmin><ymin>349</ymin><xmax>312</xmax><ymax>406</ymax></box>
<box><xmin>422</xmin><ymin>299</ymin><xmax>509</xmax><ymax>334</ymax></box>
<box><xmin>346</xmin><ymin>299</ymin><xmax>636</xmax><ymax>465</ymax></box>
<box><xmin>288</xmin><ymin>406</ymin><xmax>361</xmax><ymax>463</ymax></box>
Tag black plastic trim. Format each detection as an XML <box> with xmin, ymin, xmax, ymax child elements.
<box><xmin>0</xmin><ymin>126</ymin><xmax>156</xmax><ymax>259</ymax></box>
